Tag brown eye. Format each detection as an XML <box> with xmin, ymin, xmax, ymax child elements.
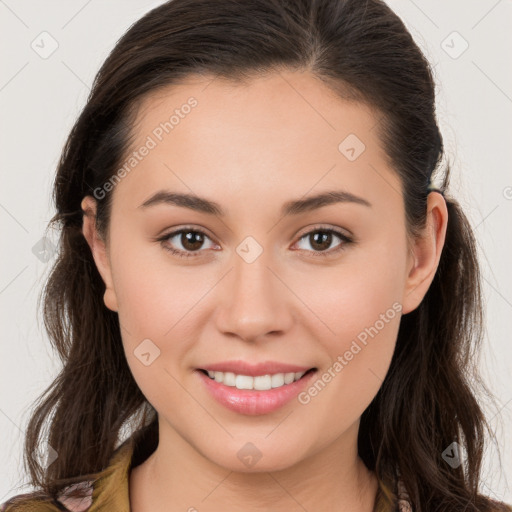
<box><xmin>295</xmin><ymin>228</ymin><xmax>353</xmax><ymax>257</ymax></box>
<box><xmin>179</xmin><ymin>231</ymin><xmax>205</xmax><ymax>251</ymax></box>
<box><xmin>158</xmin><ymin>225</ymin><xmax>353</xmax><ymax>260</ymax></box>
<box><xmin>158</xmin><ymin>228</ymin><xmax>217</xmax><ymax>258</ymax></box>
<box><xmin>309</xmin><ymin>231</ymin><xmax>334</xmax><ymax>251</ymax></box>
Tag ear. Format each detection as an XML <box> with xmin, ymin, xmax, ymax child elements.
<box><xmin>81</xmin><ymin>196</ymin><xmax>118</xmax><ymax>312</ymax></box>
<box><xmin>401</xmin><ymin>192</ymin><xmax>448</xmax><ymax>315</ymax></box>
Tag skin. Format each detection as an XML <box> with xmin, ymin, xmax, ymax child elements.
<box><xmin>81</xmin><ymin>70</ymin><xmax>448</xmax><ymax>511</ymax></box>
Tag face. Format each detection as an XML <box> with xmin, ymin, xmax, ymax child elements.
<box><xmin>82</xmin><ymin>70</ymin><xmax>446</xmax><ymax>473</ymax></box>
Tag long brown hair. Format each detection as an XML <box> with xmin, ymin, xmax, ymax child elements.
<box><xmin>4</xmin><ymin>0</ymin><xmax>510</xmax><ymax>510</ymax></box>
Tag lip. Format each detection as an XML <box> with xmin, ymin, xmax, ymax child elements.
<box><xmin>195</xmin><ymin>367</ymin><xmax>318</xmax><ymax>415</ymax></box>
<box><xmin>198</xmin><ymin>360</ymin><xmax>314</xmax><ymax>377</ymax></box>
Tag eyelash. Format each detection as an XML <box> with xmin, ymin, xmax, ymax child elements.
<box><xmin>157</xmin><ymin>225</ymin><xmax>354</xmax><ymax>259</ymax></box>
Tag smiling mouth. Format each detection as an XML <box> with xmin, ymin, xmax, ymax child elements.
<box><xmin>197</xmin><ymin>368</ymin><xmax>317</xmax><ymax>391</ymax></box>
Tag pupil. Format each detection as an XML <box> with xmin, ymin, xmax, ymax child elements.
<box><xmin>311</xmin><ymin>231</ymin><xmax>331</xmax><ymax>251</ymax></box>
<box><xmin>183</xmin><ymin>231</ymin><xmax>203</xmax><ymax>251</ymax></box>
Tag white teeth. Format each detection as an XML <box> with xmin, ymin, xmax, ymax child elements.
<box><xmin>254</xmin><ymin>375</ymin><xmax>272</xmax><ymax>390</ymax></box>
<box><xmin>235</xmin><ymin>374</ymin><xmax>253</xmax><ymax>389</ymax></box>
<box><xmin>204</xmin><ymin>370</ymin><xmax>308</xmax><ymax>390</ymax></box>
<box><xmin>271</xmin><ymin>373</ymin><xmax>285</xmax><ymax>388</ymax></box>
<box><xmin>284</xmin><ymin>372</ymin><xmax>295</xmax><ymax>384</ymax></box>
<box><xmin>223</xmin><ymin>372</ymin><xmax>236</xmax><ymax>387</ymax></box>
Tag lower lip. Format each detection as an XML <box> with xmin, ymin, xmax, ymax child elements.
<box><xmin>195</xmin><ymin>369</ymin><xmax>317</xmax><ymax>415</ymax></box>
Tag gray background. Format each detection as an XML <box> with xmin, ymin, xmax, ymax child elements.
<box><xmin>1</xmin><ymin>0</ymin><xmax>511</xmax><ymax>505</ymax></box>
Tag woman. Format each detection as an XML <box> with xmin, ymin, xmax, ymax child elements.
<box><xmin>2</xmin><ymin>0</ymin><xmax>510</xmax><ymax>510</ymax></box>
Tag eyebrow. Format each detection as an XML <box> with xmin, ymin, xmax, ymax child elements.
<box><xmin>138</xmin><ymin>189</ymin><xmax>372</xmax><ymax>217</ymax></box>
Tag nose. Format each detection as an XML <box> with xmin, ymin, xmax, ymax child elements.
<box><xmin>214</xmin><ymin>244</ymin><xmax>294</xmax><ymax>343</ymax></box>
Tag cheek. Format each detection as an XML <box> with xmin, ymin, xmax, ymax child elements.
<box><xmin>294</xmin><ymin>279</ymin><xmax>403</xmax><ymax>445</ymax></box>
<box><xmin>110</xmin><ymin>249</ymin><xmax>202</xmax><ymax>413</ymax></box>
<box><xmin>107</xmin><ymin>235</ymin><xmax>212</xmax><ymax>404</ymax></box>
<box><xmin>295</xmin><ymin>232</ymin><xmax>407</xmax><ymax>350</ymax></box>
<box><xmin>109</xmin><ymin>232</ymin><xmax>208</xmax><ymax>339</ymax></box>
<box><xmin>290</xmin><ymin>236</ymin><xmax>406</xmax><ymax>424</ymax></box>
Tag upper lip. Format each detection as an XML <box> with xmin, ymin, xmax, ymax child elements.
<box><xmin>198</xmin><ymin>361</ymin><xmax>316</xmax><ymax>377</ymax></box>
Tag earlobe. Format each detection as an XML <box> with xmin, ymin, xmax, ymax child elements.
<box><xmin>401</xmin><ymin>193</ymin><xmax>448</xmax><ymax>315</ymax></box>
<box><xmin>80</xmin><ymin>196</ymin><xmax>119</xmax><ymax>312</ymax></box>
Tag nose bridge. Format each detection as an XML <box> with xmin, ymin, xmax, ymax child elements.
<box><xmin>215</xmin><ymin>236</ymin><xmax>292</xmax><ymax>341</ymax></box>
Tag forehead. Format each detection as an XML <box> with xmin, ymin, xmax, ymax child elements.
<box><xmin>111</xmin><ymin>70</ymin><xmax>401</xmax><ymax>216</ymax></box>
<box><xmin>131</xmin><ymin>70</ymin><xmax>383</xmax><ymax>155</ymax></box>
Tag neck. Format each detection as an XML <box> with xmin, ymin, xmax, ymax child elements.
<box><xmin>129</xmin><ymin>419</ymin><xmax>378</xmax><ymax>512</ymax></box>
